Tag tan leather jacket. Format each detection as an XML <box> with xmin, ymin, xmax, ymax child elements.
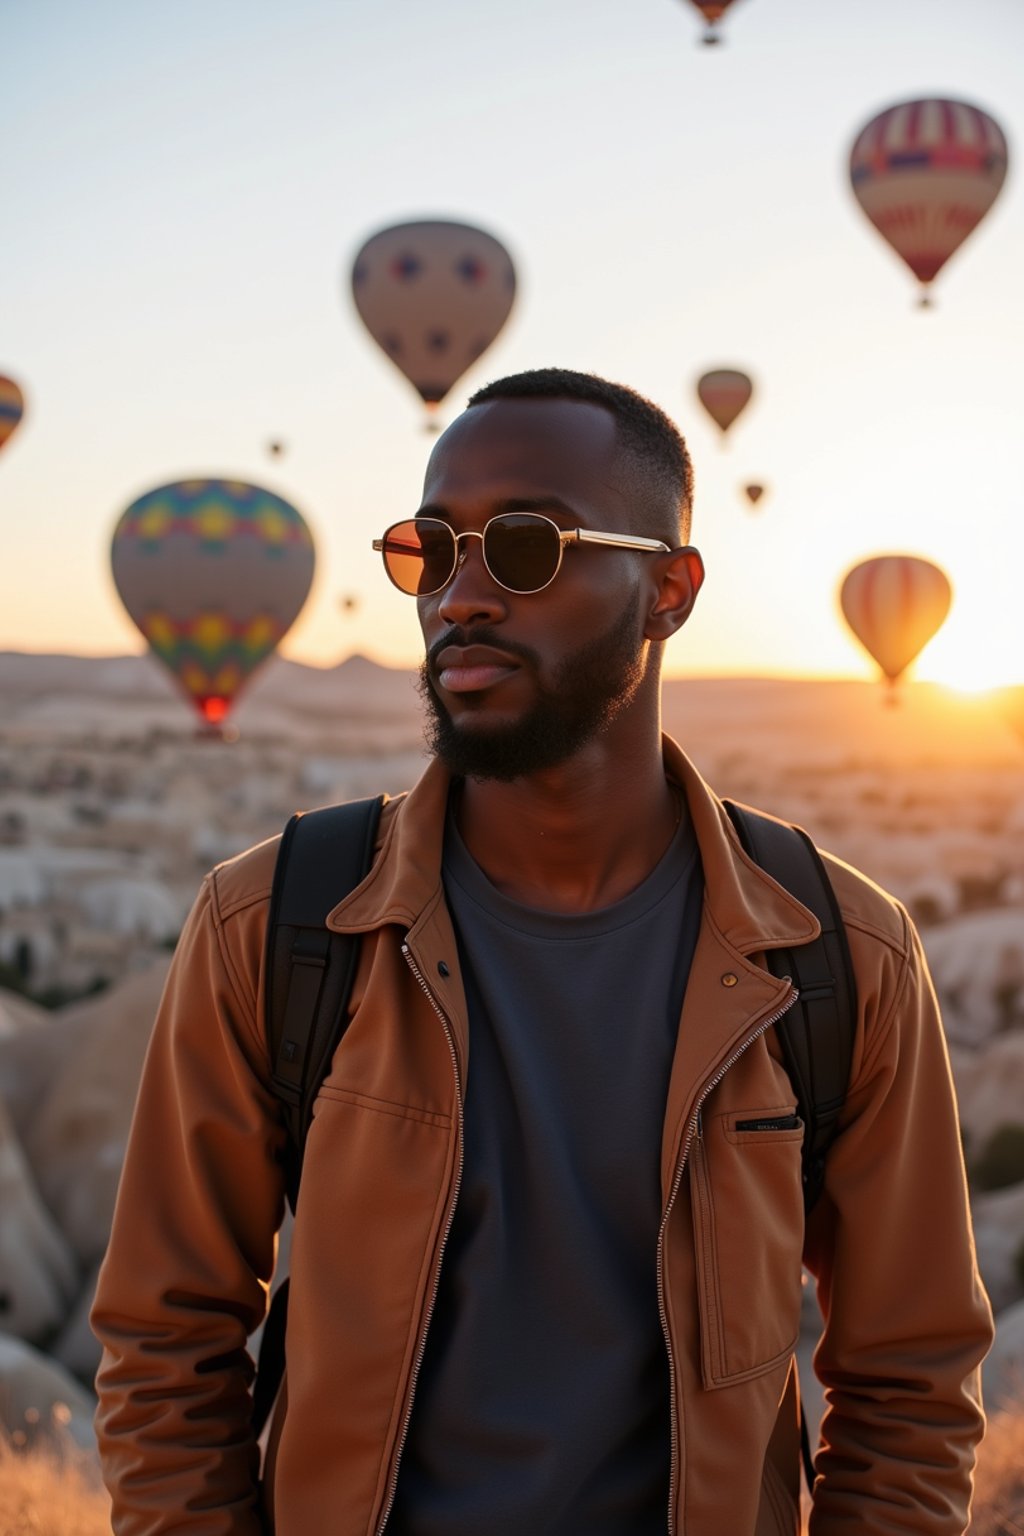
<box><xmin>92</xmin><ymin>739</ymin><xmax>992</xmax><ymax>1535</ymax></box>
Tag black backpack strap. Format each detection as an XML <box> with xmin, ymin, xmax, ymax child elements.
<box><xmin>253</xmin><ymin>794</ymin><xmax>383</xmax><ymax>1439</ymax></box>
<box><xmin>265</xmin><ymin>795</ymin><xmax>384</xmax><ymax>1195</ymax></box>
<box><xmin>723</xmin><ymin>801</ymin><xmax>857</xmax><ymax>1216</ymax></box>
<box><xmin>724</xmin><ymin>800</ymin><xmax>858</xmax><ymax>1495</ymax></box>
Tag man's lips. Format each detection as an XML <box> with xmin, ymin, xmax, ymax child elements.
<box><xmin>435</xmin><ymin>645</ymin><xmax>520</xmax><ymax>695</ymax></box>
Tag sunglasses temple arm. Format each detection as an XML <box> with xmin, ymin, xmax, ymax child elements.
<box><xmin>573</xmin><ymin>530</ymin><xmax>671</xmax><ymax>552</ymax></box>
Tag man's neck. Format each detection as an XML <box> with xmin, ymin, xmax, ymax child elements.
<box><xmin>452</xmin><ymin>741</ymin><xmax>684</xmax><ymax>914</ymax></box>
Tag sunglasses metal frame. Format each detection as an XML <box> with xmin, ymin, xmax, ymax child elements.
<box><xmin>373</xmin><ymin>512</ymin><xmax>672</xmax><ymax>596</ymax></box>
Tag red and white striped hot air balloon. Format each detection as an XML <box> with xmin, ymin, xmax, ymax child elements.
<box><xmin>839</xmin><ymin>555</ymin><xmax>952</xmax><ymax>691</ymax></box>
<box><xmin>696</xmin><ymin>369</ymin><xmax>753</xmax><ymax>440</ymax></box>
<box><xmin>849</xmin><ymin>98</ymin><xmax>1009</xmax><ymax>304</ymax></box>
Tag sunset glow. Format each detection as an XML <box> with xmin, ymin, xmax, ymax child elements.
<box><xmin>1</xmin><ymin>1</ymin><xmax>1021</xmax><ymax>685</ymax></box>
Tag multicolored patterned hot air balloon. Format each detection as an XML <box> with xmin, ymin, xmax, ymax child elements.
<box><xmin>849</xmin><ymin>98</ymin><xmax>1009</xmax><ymax>304</ymax></box>
<box><xmin>0</xmin><ymin>376</ymin><xmax>25</xmax><ymax>456</ymax></box>
<box><xmin>350</xmin><ymin>219</ymin><xmax>517</xmax><ymax>426</ymax></box>
<box><xmin>696</xmin><ymin>369</ymin><xmax>753</xmax><ymax>439</ymax></box>
<box><xmin>681</xmin><ymin>0</ymin><xmax>741</xmax><ymax>44</ymax></box>
<box><xmin>110</xmin><ymin>479</ymin><xmax>315</xmax><ymax>728</ymax></box>
<box><xmin>839</xmin><ymin>554</ymin><xmax>952</xmax><ymax>691</ymax></box>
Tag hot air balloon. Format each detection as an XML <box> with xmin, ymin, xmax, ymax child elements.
<box><xmin>839</xmin><ymin>555</ymin><xmax>952</xmax><ymax>695</ymax></box>
<box><xmin>849</xmin><ymin>98</ymin><xmax>1009</xmax><ymax>305</ymax></box>
<box><xmin>111</xmin><ymin>479</ymin><xmax>315</xmax><ymax>729</ymax></box>
<box><xmin>696</xmin><ymin>369</ymin><xmax>753</xmax><ymax>440</ymax></box>
<box><xmin>0</xmin><ymin>376</ymin><xmax>25</xmax><ymax>456</ymax></box>
<box><xmin>338</xmin><ymin>592</ymin><xmax>360</xmax><ymax>616</ymax></box>
<box><xmin>743</xmin><ymin>483</ymin><xmax>766</xmax><ymax>508</ymax></box>
<box><xmin>350</xmin><ymin>219</ymin><xmax>517</xmax><ymax>428</ymax></box>
<box><xmin>267</xmin><ymin>439</ymin><xmax>286</xmax><ymax>459</ymax></box>
<box><xmin>682</xmin><ymin>0</ymin><xmax>741</xmax><ymax>44</ymax></box>
<box><xmin>994</xmin><ymin>686</ymin><xmax>1024</xmax><ymax>747</ymax></box>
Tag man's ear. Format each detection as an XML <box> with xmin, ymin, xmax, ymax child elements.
<box><xmin>645</xmin><ymin>547</ymin><xmax>705</xmax><ymax>641</ymax></box>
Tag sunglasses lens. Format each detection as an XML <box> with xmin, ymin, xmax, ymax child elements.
<box><xmin>485</xmin><ymin>514</ymin><xmax>561</xmax><ymax>593</ymax></box>
<box><xmin>381</xmin><ymin>520</ymin><xmax>456</xmax><ymax>595</ymax></box>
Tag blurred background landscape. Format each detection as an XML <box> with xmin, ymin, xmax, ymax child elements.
<box><xmin>2</xmin><ymin>0</ymin><xmax>1022</xmax><ymax>1527</ymax></box>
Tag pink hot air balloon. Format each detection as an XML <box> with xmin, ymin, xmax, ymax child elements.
<box><xmin>849</xmin><ymin>98</ymin><xmax>1009</xmax><ymax>304</ymax></box>
<box><xmin>839</xmin><ymin>555</ymin><xmax>952</xmax><ymax>692</ymax></box>
<box><xmin>696</xmin><ymin>369</ymin><xmax>753</xmax><ymax>440</ymax></box>
<box><xmin>350</xmin><ymin>219</ymin><xmax>517</xmax><ymax>428</ymax></box>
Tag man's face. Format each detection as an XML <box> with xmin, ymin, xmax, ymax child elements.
<box><xmin>413</xmin><ymin>398</ymin><xmax>661</xmax><ymax>781</ymax></box>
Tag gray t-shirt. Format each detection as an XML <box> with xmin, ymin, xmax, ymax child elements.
<box><xmin>388</xmin><ymin>799</ymin><xmax>704</xmax><ymax>1536</ymax></box>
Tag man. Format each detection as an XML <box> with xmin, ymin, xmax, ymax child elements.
<box><xmin>93</xmin><ymin>369</ymin><xmax>992</xmax><ymax>1535</ymax></box>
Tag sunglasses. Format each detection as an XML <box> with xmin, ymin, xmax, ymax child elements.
<box><xmin>373</xmin><ymin>512</ymin><xmax>672</xmax><ymax>597</ymax></box>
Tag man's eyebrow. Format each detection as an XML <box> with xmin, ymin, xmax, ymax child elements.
<box><xmin>416</xmin><ymin>495</ymin><xmax>583</xmax><ymax>522</ymax></box>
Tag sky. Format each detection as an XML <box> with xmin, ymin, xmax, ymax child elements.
<box><xmin>2</xmin><ymin>0</ymin><xmax>1022</xmax><ymax>688</ymax></box>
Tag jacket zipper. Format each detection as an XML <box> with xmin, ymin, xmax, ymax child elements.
<box><xmin>375</xmin><ymin>943</ymin><xmax>466</xmax><ymax>1536</ymax></box>
<box><xmin>656</xmin><ymin>984</ymin><xmax>798</xmax><ymax>1535</ymax></box>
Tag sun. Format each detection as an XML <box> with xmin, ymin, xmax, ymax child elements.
<box><xmin>915</xmin><ymin>623</ymin><xmax>1023</xmax><ymax>696</ymax></box>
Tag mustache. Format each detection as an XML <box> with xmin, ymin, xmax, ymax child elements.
<box><xmin>424</xmin><ymin>625</ymin><xmax>540</xmax><ymax>673</ymax></box>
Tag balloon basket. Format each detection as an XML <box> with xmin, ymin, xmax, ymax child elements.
<box><xmin>423</xmin><ymin>420</ymin><xmax>442</xmax><ymax>436</ymax></box>
<box><xmin>194</xmin><ymin>721</ymin><xmax>240</xmax><ymax>743</ymax></box>
<box><xmin>701</xmin><ymin>31</ymin><xmax>721</xmax><ymax>45</ymax></box>
<box><xmin>917</xmin><ymin>291</ymin><xmax>934</xmax><ymax>311</ymax></box>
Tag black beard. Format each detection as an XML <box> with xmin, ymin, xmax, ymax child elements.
<box><xmin>417</xmin><ymin>592</ymin><xmax>646</xmax><ymax>782</ymax></box>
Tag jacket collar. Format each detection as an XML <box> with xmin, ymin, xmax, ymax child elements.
<box><xmin>327</xmin><ymin>734</ymin><xmax>820</xmax><ymax>955</ymax></box>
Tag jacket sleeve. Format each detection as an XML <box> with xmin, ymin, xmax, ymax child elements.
<box><xmin>803</xmin><ymin>903</ymin><xmax>994</xmax><ymax>1535</ymax></box>
<box><xmin>91</xmin><ymin>868</ymin><xmax>287</xmax><ymax>1535</ymax></box>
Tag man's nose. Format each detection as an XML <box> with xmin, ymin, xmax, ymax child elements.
<box><xmin>436</xmin><ymin>534</ymin><xmax>508</xmax><ymax>628</ymax></box>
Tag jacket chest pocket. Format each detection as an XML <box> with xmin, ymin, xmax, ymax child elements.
<box><xmin>690</xmin><ymin>1106</ymin><xmax>805</xmax><ymax>1388</ymax></box>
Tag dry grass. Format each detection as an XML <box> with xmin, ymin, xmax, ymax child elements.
<box><xmin>0</xmin><ymin>1402</ymin><xmax>1020</xmax><ymax>1535</ymax></box>
<box><xmin>0</xmin><ymin>1433</ymin><xmax>110</xmax><ymax>1536</ymax></box>
<box><xmin>970</xmin><ymin>1400</ymin><xmax>1024</xmax><ymax>1535</ymax></box>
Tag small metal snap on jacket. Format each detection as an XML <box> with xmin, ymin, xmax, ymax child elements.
<box><xmin>437</xmin><ymin>961</ymin><xmax>450</xmax><ymax>978</ymax></box>
<box><xmin>721</xmin><ymin>972</ymin><xmax>738</xmax><ymax>987</ymax></box>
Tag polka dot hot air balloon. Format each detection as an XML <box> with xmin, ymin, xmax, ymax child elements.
<box><xmin>111</xmin><ymin>479</ymin><xmax>315</xmax><ymax>729</ymax></box>
<box><xmin>839</xmin><ymin>554</ymin><xmax>952</xmax><ymax>695</ymax></box>
<box><xmin>696</xmin><ymin>369</ymin><xmax>753</xmax><ymax>442</ymax></box>
<box><xmin>0</xmin><ymin>376</ymin><xmax>25</xmax><ymax>456</ymax></box>
<box><xmin>350</xmin><ymin>219</ymin><xmax>517</xmax><ymax>429</ymax></box>
<box><xmin>849</xmin><ymin>98</ymin><xmax>1009</xmax><ymax>305</ymax></box>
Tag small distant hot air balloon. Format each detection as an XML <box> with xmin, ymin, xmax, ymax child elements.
<box><xmin>267</xmin><ymin>439</ymin><xmax>286</xmax><ymax>459</ymax></box>
<box><xmin>0</xmin><ymin>376</ymin><xmax>25</xmax><ymax>456</ymax></box>
<box><xmin>338</xmin><ymin>592</ymin><xmax>360</xmax><ymax>616</ymax></box>
<box><xmin>682</xmin><ymin>0</ymin><xmax>740</xmax><ymax>44</ymax></box>
<box><xmin>839</xmin><ymin>554</ymin><xmax>952</xmax><ymax>696</ymax></box>
<box><xmin>111</xmin><ymin>479</ymin><xmax>315</xmax><ymax>730</ymax></box>
<box><xmin>849</xmin><ymin>98</ymin><xmax>1009</xmax><ymax>305</ymax></box>
<box><xmin>696</xmin><ymin>369</ymin><xmax>753</xmax><ymax>441</ymax></box>
<box><xmin>994</xmin><ymin>686</ymin><xmax>1024</xmax><ymax>747</ymax></box>
<box><xmin>743</xmin><ymin>483</ymin><xmax>766</xmax><ymax>508</ymax></box>
<box><xmin>350</xmin><ymin>218</ymin><xmax>517</xmax><ymax>429</ymax></box>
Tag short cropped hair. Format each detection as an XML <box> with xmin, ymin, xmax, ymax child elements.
<box><xmin>467</xmin><ymin>367</ymin><xmax>694</xmax><ymax>545</ymax></box>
